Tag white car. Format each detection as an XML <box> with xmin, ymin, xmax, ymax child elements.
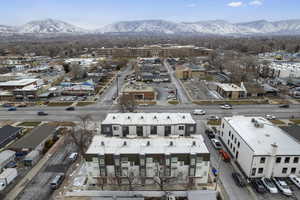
<box><xmin>211</xmin><ymin>139</ymin><xmax>222</xmax><ymax>150</ymax></box>
<box><xmin>207</xmin><ymin>115</ymin><xmax>220</xmax><ymax>120</ymax></box>
<box><xmin>289</xmin><ymin>175</ymin><xmax>300</xmax><ymax>189</ymax></box>
<box><xmin>272</xmin><ymin>178</ymin><xmax>292</xmax><ymax>196</ymax></box>
<box><xmin>261</xmin><ymin>177</ymin><xmax>278</xmax><ymax>193</ymax></box>
<box><xmin>265</xmin><ymin>114</ymin><xmax>276</xmax><ymax>120</ymax></box>
<box><xmin>192</xmin><ymin>109</ymin><xmax>206</xmax><ymax>115</ymax></box>
<box><xmin>220</xmin><ymin>104</ymin><xmax>232</xmax><ymax>109</ymax></box>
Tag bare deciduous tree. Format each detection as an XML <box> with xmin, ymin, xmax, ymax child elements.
<box><xmin>118</xmin><ymin>93</ymin><xmax>137</xmax><ymax>113</ymax></box>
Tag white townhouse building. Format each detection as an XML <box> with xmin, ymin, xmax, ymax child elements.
<box><xmin>219</xmin><ymin>116</ymin><xmax>300</xmax><ymax>178</ymax></box>
<box><xmin>84</xmin><ymin>135</ymin><xmax>210</xmax><ymax>186</ymax></box>
<box><xmin>101</xmin><ymin>113</ymin><xmax>197</xmax><ymax>137</ymax></box>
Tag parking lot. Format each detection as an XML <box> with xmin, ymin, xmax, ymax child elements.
<box><xmin>146</xmin><ymin>82</ymin><xmax>177</xmax><ymax>105</ymax></box>
<box><xmin>197</xmin><ymin>119</ymin><xmax>300</xmax><ymax>200</ymax></box>
<box><xmin>182</xmin><ymin>79</ymin><xmax>222</xmax><ymax>100</ymax></box>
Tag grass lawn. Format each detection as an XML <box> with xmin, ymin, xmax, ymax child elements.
<box><xmin>46</xmin><ymin>121</ymin><xmax>76</xmax><ymax>127</ymax></box>
<box><xmin>207</xmin><ymin>119</ymin><xmax>221</xmax><ymax>126</ymax></box>
<box><xmin>76</xmin><ymin>101</ymin><xmax>95</xmax><ymax>106</ymax></box>
<box><xmin>18</xmin><ymin>121</ymin><xmax>41</xmax><ymax>126</ymax></box>
<box><xmin>270</xmin><ymin>119</ymin><xmax>286</xmax><ymax>125</ymax></box>
<box><xmin>47</xmin><ymin>102</ymin><xmax>73</xmax><ymax>107</ymax></box>
<box><xmin>290</xmin><ymin>119</ymin><xmax>300</xmax><ymax>124</ymax></box>
<box><xmin>168</xmin><ymin>100</ymin><xmax>179</xmax><ymax>105</ymax></box>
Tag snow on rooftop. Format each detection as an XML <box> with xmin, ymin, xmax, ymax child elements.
<box><xmin>102</xmin><ymin>113</ymin><xmax>196</xmax><ymax>126</ymax></box>
<box><xmin>224</xmin><ymin>116</ymin><xmax>300</xmax><ymax>155</ymax></box>
<box><xmin>86</xmin><ymin>135</ymin><xmax>208</xmax><ymax>155</ymax></box>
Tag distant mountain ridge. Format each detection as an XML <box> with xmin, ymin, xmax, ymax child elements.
<box><xmin>1</xmin><ymin>18</ymin><xmax>300</xmax><ymax>36</ymax></box>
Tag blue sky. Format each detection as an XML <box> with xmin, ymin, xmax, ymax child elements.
<box><xmin>1</xmin><ymin>0</ymin><xmax>299</xmax><ymax>29</ymax></box>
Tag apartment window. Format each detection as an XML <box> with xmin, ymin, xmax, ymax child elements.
<box><xmin>293</xmin><ymin>157</ymin><xmax>299</xmax><ymax>163</ymax></box>
<box><xmin>234</xmin><ymin>138</ymin><xmax>237</xmax><ymax>144</ymax></box>
<box><xmin>137</xmin><ymin>126</ymin><xmax>143</xmax><ymax>137</ymax></box>
<box><xmin>282</xmin><ymin>168</ymin><xmax>288</xmax><ymax>174</ymax></box>
<box><xmin>285</xmin><ymin>157</ymin><xmax>290</xmax><ymax>163</ymax></box>
<box><xmin>276</xmin><ymin>157</ymin><xmax>281</xmax><ymax>163</ymax></box>
<box><xmin>99</xmin><ymin>158</ymin><xmax>105</xmax><ymax>165</ymax></box>
<box><xmin>171</xmin><ymin>157</ymin><xmax>178</xmax><ymax>163</ymax></box>
<box><xmin>229</xmin><ymin>131</ymin><xmax>231</xmax><ymax>137</ymax></box>
<box><xmin>260</xmin><ymin>157</ymin><xmax>266</xmax><ymax>164</ymax></box>
<box><xmin>150</xmin><ymin>126</ymin><xmax>157</xmax><ymax>135</ymax></box>
<box><xmin>221</xmin><ymin>131</ymin><xmax>224</xmax><ymax>136</ymax></box>
<box><xmin>237</xmin><ymin>142</ymin><xmax>240</xmax><ymax>148</ymax></box>
<box><xmin>236</xmin><ymin>151</ymin><xmax>239</xmax><ymax>159</ymax></box>
<box><xmin>233</xmin><ymin>147</ymin><xmax>235</xmax><ymax>153</ymax></box>
<box><xmin>251</xmin><ymin>168</ymin><xmax>256</xmax><ymax>176</ymax></box>
<box><xmin>230</xmin><ymin>143</ymin><xmax>233</xmax><ymax>149</ymax></box>
<box><xmin>291</xmin><ymin>168</ymin><xmax>296</xmax><ymax>174</ymax></box>
<box><xmin>258</xmin><ymin>168</ymin><xmax>264</xmax><ymax>174</ymax></box>
<box><xmin>227</xmin><ymin>139</ymin><xmax>230</xmax><ymax>145</ymax></box>
<box><xmin>178</xmin><ymin>126</ymin><xmax>184</xmax><ymax>130</ymax></box>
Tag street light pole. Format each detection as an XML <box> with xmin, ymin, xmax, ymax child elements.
<box><xmin>214</xmin><ymin>153</ymin><xmax>222</xmax><ymax>191</ymax></box>
<box><xmin>116</xmin><ymin>75</ymin><xmax>119</xmax><ymax>97</ymax></box>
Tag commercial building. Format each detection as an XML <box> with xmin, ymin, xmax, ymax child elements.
<box><xmin>101</xmin><ymin>113</ymin><xmax>196</xmax><ymax>137</ymax></box>
<box><xmin>0</xmin><ymin>125</ymin><xmax>23</xmax><ymax>148</ymax></box>
<box><xmin>0</xmin><ymin>78</ymin><xmax>41</xmax><ymax>90</ymax></box>
<box><xmin>219</xmin><ymin>116</ymin><xmax>300</xmax><ymax>178</ymax></box>
<box><xmin>216</xmin><ymin>83</ymin><xmax>246</xmax><ymax>99</ymax></box>
<box><xmin>84</xmin><ymin>135</ymin><xmax>210</xmax><ymax>186</ymax></box>
<box><xmin>0</xmin><ymin>150</ymin><xmax>16</xmax><ymax>171</ymax></box>
<box><xmin>10</xmin><ymin>125</ymin><xmax>58</xmax><ymax>152</ymax></box>
<box><xmin>175</xmin><ymin>64</ymin><xmax>206</xmax><ymax>80</ymax></box>
<box><xmin>96</xmin><ymin>45</ymin><xmax>213</xmax><ymax>58</ymax></box>
<box><xmin>259</xmin><ymin>62</ymin><xmax>300</xmax><ymax>79</ymax></box>
<box><xmin>121</xmin><ymin>83</ymin><xmax>157</xmax><ymax>102</ymax></box>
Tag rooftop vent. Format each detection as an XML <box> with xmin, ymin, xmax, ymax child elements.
<box><xmin>127</xmin><ymin>116</ymin><xmax>131</xmax><ymax>119</ymax></box>
<box><xmin>192</xmin><ymin>141</ymin><xmax>196</xmax><ymax>146</ymax></box>
<box><xmin>141</xmin><ymin>116</ymin><xmax>144</xmax><ymax>119</ymax></box>
<box><xmin>147</xmin><ymin>141</ymin><xmax>150</xmax><ymax>146</ymax></box>
<box><xmin>113</xmin><ymin>116</ymin><xmax>116</xmax><ymax>119</ymax></box>
<box><xmin>123</xmin><ymin>141</ymin><xmax>127</xmax><ymax>146</ymax></box>
<box><xmin>167</xmin><ymin>116</ymin><xmax>170</xmax><ymax>119</ymax></box>
<box><xmin>169</xmin><ymin>141</ymin><xmax>173</xmax><ymax>146</ymax></box>
<box><xmin>182</xmin><ymin>116</ymin><xmax>186</xmax><ymax>119</ymax></box>
<box><xmin>101</xmin><ymin>141</ymin><xmax>105</xmax><ymax>146</ymax></box>
<box><xmin>153</xmin><ymin>116</ymin><xmax>157</xmax><ymax>119</ymax></box>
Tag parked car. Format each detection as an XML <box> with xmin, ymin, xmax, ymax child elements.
<box><xmin>220</xmin><ymin>104</ymin><xmax>232</xmax><ymax>109</ymax></box>
<box><xmin>8</xmin><ymin>107</ymin><xmax>17</xmax><ymax>111</ymax></box>
<box><xmin>2</xmin><ymin>103</ymin><xmax>12</xmax><ymax>108</ymax></box>
<box><xmin>68</xmin><ymin>152</ymin><xmax>78</xmax><ymax>162</ymax></box>
<box><xmin>279</xmin><ymin>104</ymin><xmax>290</xmax><ymax>108</ymax></box>
<box><xmin>261</xmin><ymin>177</ymin><xmax>278</xmax><ymax>193</ymax></box>
<box><xmin>66</xmin><ymin>107</ymin><xmax>75</xmax><ymax>111</ymax></box>
<box><xmin>207</xmin><ymin>115</ymin><xmax>220</xmax><ymax>120</ymax></box>
<box><xmin>289</xmin><ymin>175</ymin><xmax>300</xmax><ymax>189</ymax></box>
<box><xmin>37</xmin><ymin>111</ymin><xmax>48</xmax><ymax>116</ymax></box>
<box><xmin>17</xmin><ymin>103</ymin><xmax>27</xmax><ymax>107</ymax></box>
<box><xmin>265</xmin><ymin>114</ymin><xmax>276</xmax><ymax>120</ymax></box>
<box><xmin>219</xmin><ymin>149</ymin><xmax>230</xmax><ymax>162</ymax></box>
<box><xmin>192</xmin><ymin>109</ymin><xmax>206</xmax><ymax>115</ymax></box>
<box><xmin>50</xmin><ymin>173</ymin><xmax>65</xmax><ymax>190</ymax></box>
<box><xmin>205</xmin><ymin>129</ymin><xmax>215</xmax><ymax>139</ymax></box>
<box><xmin>272</xmin><ymin>177</ymin><xmax>293</xmax><ymax>196</ymax></box>
<box><xmin>232</xmin><ymin>172</ymin><xmax>246</xmax><ymax>187</ymax></box>
<box><xmin>251</xmin><ymin>179</ymin><xmax>267</xmax><ymax>193</ymax></box>
<box><xmin>211</xmin><ymin>139</ymin><xmax>222</xmax><ymax>150</ymax></box>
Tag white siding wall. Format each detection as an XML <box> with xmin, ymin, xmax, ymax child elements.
<box><xmin>220</xmin><ymin>119</ymin><xmax>254</xmax><ymax>177</ymax></box>
<box><xmin>157</xmin><ymin>126</ymin><xmax>165</xmax><ymax>136</ymax></box>
<box><xmin>129</xmin><ymin>126</ymin><xmax>136</xmax><ymax>135</ymax></box>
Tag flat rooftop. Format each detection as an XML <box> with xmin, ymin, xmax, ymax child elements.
<box><xmin>0</xmin><ymin>79</ymin><xmax>39</xmax><ymax>87</ymax></box>
<box><xmin>102</xmin><ymin>113</ymin><xmax>196</xmax><ymax>125</ymax></box>
<box><xmin>224</xmin><ymin>116</ymin><xmax>300</xmax><ymax>155</ymax></box>
<box><xmin>122</xmin><ymin>84</ymin><xmax>155</xmax><ymax>93</ymax></box>
<box><xmin>86</xmin><ymin>135</ymin><xmax>209</xmax><ymax>155</ymax></box>
<box><xmin>217</xmin><ymin>83</ymin><xmax>245</xmax><ymax>92</ymax></box>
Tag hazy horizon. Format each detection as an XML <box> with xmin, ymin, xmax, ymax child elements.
<box><xmin>1</xmin><ymin>0</ymin><xmax>300</xmax><ymax>29</ymax></box>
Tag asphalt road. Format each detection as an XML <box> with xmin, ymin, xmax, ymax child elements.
<box><xmin>0</xmin><ymin>104</ymin><xmax>299</xmax><ymax>121</ymax></box>
<box><xmin>164</xmin><ymin>60</ymin><xmax>190</xmax><ymax>104</ymax></box>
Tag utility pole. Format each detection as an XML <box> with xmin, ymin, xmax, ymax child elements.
<box><xmin>214</xmin><ymin>153</ymin><xmax>222</xmax><ymax>191</ymax></box>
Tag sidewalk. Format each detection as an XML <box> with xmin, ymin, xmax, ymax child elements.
<box><xmin>4</xmin><ymin>136</ymin><xmax>65</xmax><ymax>200</ymax></box>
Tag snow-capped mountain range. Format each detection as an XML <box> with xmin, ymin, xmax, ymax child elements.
<box><xmin>1</xmin><ymin>18</ymin><xmax>300</xmax><ymax>36</ymax></box>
